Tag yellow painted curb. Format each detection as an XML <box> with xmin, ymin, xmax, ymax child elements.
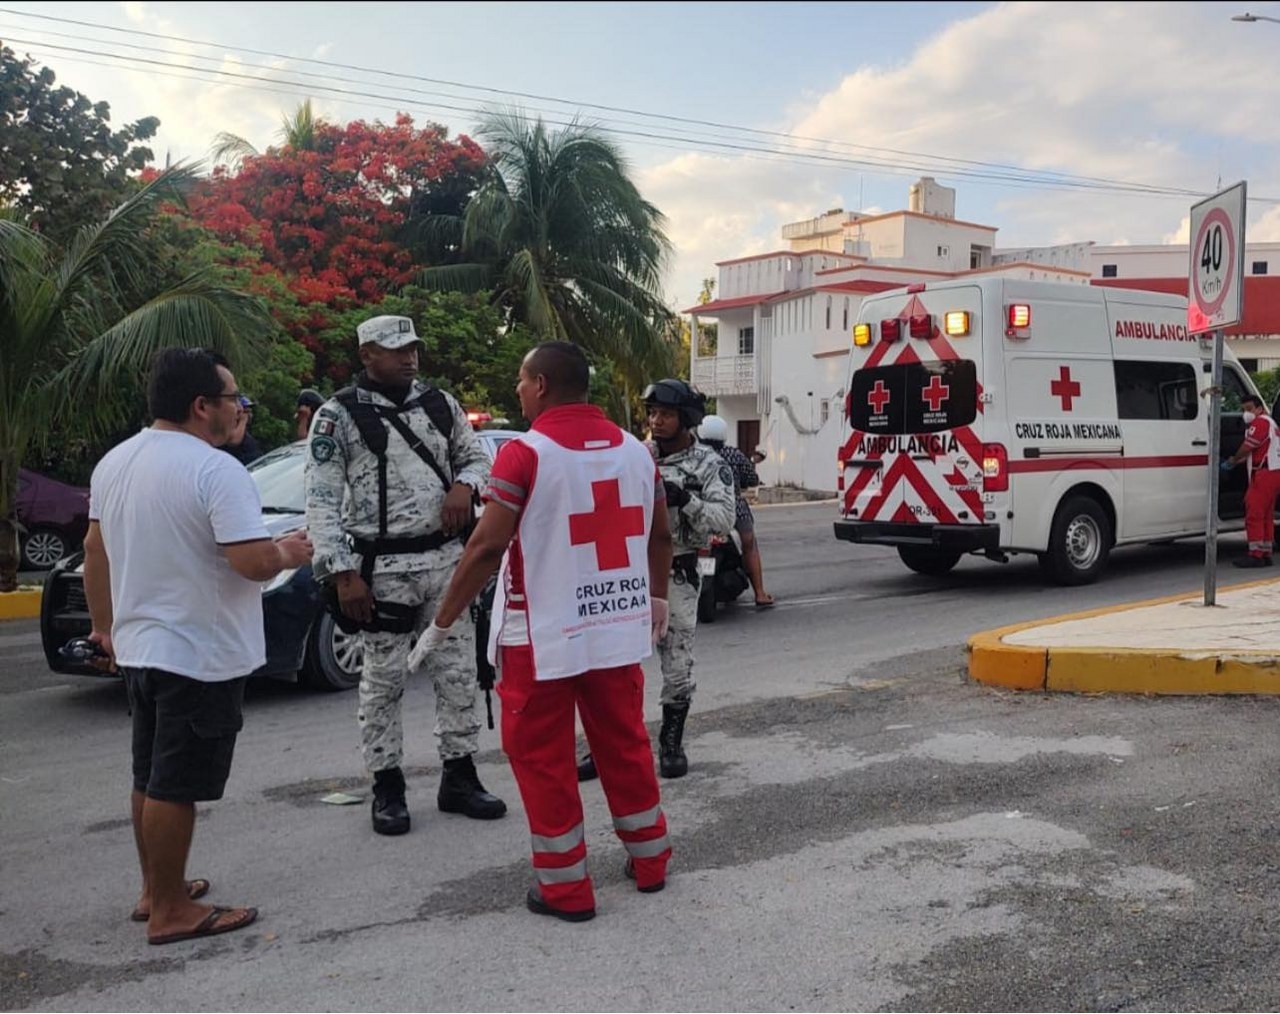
<box><xmin>967</xmin><ymin>576</ymin><xmax>1280</xmax><ymax>695</ymax></box>
<box><xmin>0</xmin><ymin>587</ymin><xmax>42</xmax><ymax>621</ymax></box>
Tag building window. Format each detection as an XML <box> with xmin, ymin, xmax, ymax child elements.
<box><xmin>738</xmin><ymin>327</ymin><xmax>755</xmax><ymax>356</ymax></box>
<box><xmin>1253</xmin><ymin>261</ymin><xmax>1268</xmax><ymax>275</ymax></box>
<box><xmin>820</xmin><ymin>399</ymin><xmax>830</xmax><ymax>426</ymax></box>
<box><xmin>825</xmin><ymin>296</ymin><xmax>832</xmax><ymax>330</ymax></box>
<box><xmin>1240</xmin><ymin>358</ymin><xmax>1259</xmax><ymax>373</ymax></box>
<box><xmin>1101</xmin><ymin>264</ymin><xmax>1118</xmax><ymax>278</ymax></box>
<box><xmin>937</xmin><ymin>244</ymin><xmax>949</xmax><ymax>259</ymax></box>
<box><xmin>842</xmin><ymin>298</ymin><xmax>849</xmax><ymax>331</ymax></box>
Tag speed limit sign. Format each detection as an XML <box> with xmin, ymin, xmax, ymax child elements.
<box><xmin>1188</xmin><ymin>181</ymin><xmax>1246</xmax><ymax>333</ymax></box>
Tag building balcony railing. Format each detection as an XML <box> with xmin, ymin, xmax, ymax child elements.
<box><xmin>692</xmin><ymin>353</ymin><xmax>758</xmax><ymax>396</ymax></box>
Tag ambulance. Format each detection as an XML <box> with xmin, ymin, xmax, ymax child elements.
<box><xmin>833</xmin><ymin>278</ymin><xmax>1259</xmax><ymax>584</ymax></box>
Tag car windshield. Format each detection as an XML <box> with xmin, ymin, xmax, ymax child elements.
<box><xmin>247</xmin><ymin>442</ymin><xmax>306</xmax><ymax>513</ymax></box>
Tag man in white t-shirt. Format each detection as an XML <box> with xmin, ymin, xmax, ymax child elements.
<box><xmin>83</xmin><ymin>347</ymin><xmax>313</xmax><ymax>947</ymax></box>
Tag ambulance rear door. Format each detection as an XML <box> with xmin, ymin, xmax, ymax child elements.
<box><xmin>839</xmin><ymin>284</ymin><xmax>990</xmax><ymax>541</ymax></box>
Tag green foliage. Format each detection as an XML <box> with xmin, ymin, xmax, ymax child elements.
<box><xmin>1252</xmin><ymin>366</ymin><xmax>1280</xmax><ymax>411</ymax></box>
<box><xmin>0</xmin><ymin>45</ymin><xmax>159</xmax><ymax>244</ymax></box>
<box><xmin>418</xmin><ymin>110</ymin><xmax>678</xmax><ymax>401</ymax></box>
<box><xmin>0</xmin><ymin>165</ymin><xmax>274</xmax><ymax>588</ymax></box>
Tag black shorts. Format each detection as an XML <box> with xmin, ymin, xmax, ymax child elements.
<box><xmin>123</xmin><ymin>668</ymin><xmax>246</xmax><ymax>803</ymax></box>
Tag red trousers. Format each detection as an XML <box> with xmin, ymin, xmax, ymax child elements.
<box><xmin>498</xmin><ymin>645</ymin><xmax>671</xmax><ymax>913</ymax></box>
<box><xmin>1244</xmin><ymin>468</ymin><xmax>1280</xmax><ymax>557</ymax></box>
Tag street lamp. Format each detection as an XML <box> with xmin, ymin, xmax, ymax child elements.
<box><xmin>1233</xmin><ymin>11</ymin><xmax>1280</xmax><ymax>22</ymax></box>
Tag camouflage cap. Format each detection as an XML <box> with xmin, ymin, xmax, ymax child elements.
<box><xmin>357</xmin><ymin>315</ymin><xmax>421</xmax><ymax>349</ymax></box>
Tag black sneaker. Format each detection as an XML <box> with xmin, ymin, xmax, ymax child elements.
<box><xmin>576</xmin><ymin>754</ymin><xmax>598</xmax><ymax>782</ymax></box>
<box><xmin>525</xmin><ymin>886</ymin><xmax>595</xmax><ymax>922</ymax></box>
<box><xmin>1233</xmin><ymin>555</ymin><xmax>1273</xmax><ymax>569</ymax></box>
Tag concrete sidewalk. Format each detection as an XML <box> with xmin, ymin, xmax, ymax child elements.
<box><xmin>968</xmin><ymin>575</ymin><xmax>1280</xmax><ymax>694</ymax></box>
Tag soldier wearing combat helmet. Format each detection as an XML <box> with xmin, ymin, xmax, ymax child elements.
<box><xmin>304</xmin><ymin>314</ymin><xmax>506</xmax><ymax>835</ymax></box>
<box><xmin>577</xmin><ymin>378</ymin><xmax>735</xmax><ymax>782</ymax></box>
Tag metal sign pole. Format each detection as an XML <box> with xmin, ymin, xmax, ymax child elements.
<box><xmin>1204</xmin><ymin>328</ymin><xmax>1225</xmax><ymax>606</ymax></box>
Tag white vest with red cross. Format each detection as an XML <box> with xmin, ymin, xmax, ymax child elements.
<box><xmin>489</xmin><ymin>428</ymin><xmax>655</xmax><ymax>681</ymax></box>
<box><xmin>1248</xmin><ymin>412</ymin><xmax>1280</xmax><ymax>478</ymax></box>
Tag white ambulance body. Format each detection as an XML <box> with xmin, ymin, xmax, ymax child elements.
<box><xmin>833</xmin><ymin>278</ymin><xmax>1259</xmax><ymax>584</ymax></box>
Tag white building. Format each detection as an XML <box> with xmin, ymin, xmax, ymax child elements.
<box><xmin>688</xmin><ymin>178</ymin><xmax>1280</xmax><ymax>493</ymax></box>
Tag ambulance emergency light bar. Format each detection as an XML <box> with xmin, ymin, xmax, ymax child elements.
<box><xmin>852</xmin><ymin>309</ymin><xmax>971</xmax><ymax>347</ymax></box>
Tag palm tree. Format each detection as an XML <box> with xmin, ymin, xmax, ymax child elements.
<box><xmin>417</xmin><ymin>110</ymin><xmax>677</xmax><ymax>386</ymax></box>
<box><xmin>212</xmin><ymin>99</ymin><xmax>323</xmax><ymax>169</ymax></box>
<box><xmin>0</xmin><ymin>165</ymin><xmax>274</xmax><ymax>590</ymax></box>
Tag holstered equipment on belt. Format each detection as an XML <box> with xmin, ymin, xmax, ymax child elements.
<box><xmin>672</xmin><ymin>552</ymin><xmax>701</xmax><ymax>587</ymax></box>
<box><xmin>322</xmin><ymin>384</ymin><xmax>462</xmax><ymax>635</ymax></box>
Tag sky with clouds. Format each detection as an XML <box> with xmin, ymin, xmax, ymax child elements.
<box><xmin>5</xmin><ymin>1</ymin><xmax>1280</xmax><ymax>309</ymax></box>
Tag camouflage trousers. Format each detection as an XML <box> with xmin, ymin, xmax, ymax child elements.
<box><xmin>358</xmin><ymin>559</ymin><xmax>481</xmax><ymax>773</ymax></box>
<box><xmin>657</xmin><ymin>567</ymin><xmax>700</xmax><ymax>705</ymax></box>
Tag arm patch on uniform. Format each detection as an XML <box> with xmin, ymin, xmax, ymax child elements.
<box><xmin>718</xmin><ymin>464</ymin><xmax>735</xmax><ymax>488</ymax></box>
<box><xmin>311</xmin><ymin>436</ymin><xmax>337</xmax><ymax>462</ymax></box>
<box><xmin>315</xmin><ymin>418</ymin><xmax>336</xmax><ymax>437</ymax></box>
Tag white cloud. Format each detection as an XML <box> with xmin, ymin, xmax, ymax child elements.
<box><xmin>120</xmin><ymin>1</ymin><xmax>147</xmax><ymax>24</ymax></box>
<box><xmin>643</xmin><ymin>1</ymin><xmax>1280</xmax><ymax>310</ymax></box>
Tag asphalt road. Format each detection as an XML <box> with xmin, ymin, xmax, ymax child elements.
<box><xmin>3</xmin><ymin>503</ymin><xmax>1278</xmax><ymax>1012</ymax></box>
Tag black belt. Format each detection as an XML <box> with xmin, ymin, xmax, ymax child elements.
<box><xmin>352</xmin><ymin>532</ymin><xmax>455</xmax><ymax>558</ymax></box>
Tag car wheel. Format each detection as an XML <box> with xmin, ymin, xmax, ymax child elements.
<box><xmin>21</xmin><ymin>527</ymin><xmax>69</xmax><ymax>570</ymax></box>
<box><xmin>1043</xmin><ymin>494</ymin><xmax>1112</xmax><ymax>586</ymax></box>
<box><xmin>302</xmin><ymin>611</ymin><xmax>363</xmax><ymax>692</ymax></box>
<box><xmin>896</xmin><ymin>545</ymin><xmax>962</xmax><ymax>576</ymax></box>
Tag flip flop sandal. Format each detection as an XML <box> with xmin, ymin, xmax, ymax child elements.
<box><xmin>148</xmin><ymin>905</ymin><xmax>258</xmax><ymax>946</ymax></box>
<box><xmin>754</xmin><ymin>598</ymin><xmax>776</xmax><ymax>609</ymax></box>
<box><xmin>130</xmin><ymin>878</ymin><xmax>211</xmax><ymax>922</ymax></box>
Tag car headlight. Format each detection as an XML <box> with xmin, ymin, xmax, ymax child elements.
<box><xmin>261</xmin><ymin>568</ymin><xmax>298</xmax><ymax>594</ymax></box>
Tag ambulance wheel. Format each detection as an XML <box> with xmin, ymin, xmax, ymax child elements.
<box><xmin>697</xmin><ymin>578</ymin><xmax>717</xmax><ymax>623</ymax></box>
<box><xmin>896</xmin><ymin>546</ymin><xmax>962</xmax><ymax>576</ymax></box>
<box><xmin>1042</xmin><ymin>495</ymin><xmax>1112</xmax><ymax>585</ymax></box>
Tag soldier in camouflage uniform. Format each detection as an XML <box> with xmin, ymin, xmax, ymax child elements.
<box><xmin>304</xmin><ymin>314</ymin><xmax>506</xmax><ymax>836</ymax></box>
<box><xmin>578</xmin><ymin>378</ymin><xmax>735</xmax><ymax>781</ymax></box>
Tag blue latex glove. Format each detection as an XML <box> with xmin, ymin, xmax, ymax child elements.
<box><xmin>1220</xmin><ymin>459</ymin><xmax>1234</xmax><ymax>473</ymax></box>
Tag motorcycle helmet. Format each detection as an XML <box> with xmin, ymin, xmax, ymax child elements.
<box><xmin>697</xmin><ymin>414</ymin><xmax>728</xmax><ymax>445</ymax></box>
<box><xmin>642</xmin><ymin>378</ymin><xmax>707</xmax><ymax>430</ymax></box>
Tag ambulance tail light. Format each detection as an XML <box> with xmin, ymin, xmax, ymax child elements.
<box><xmin>880</xmin><ymin>318</ymin><xmax>902</xmax><ymax>342</ymax></box>
<box><xmin>853</xmin><ymin>323</ymin><xmax>872</xmax><ymax>347</ymax></box>
<box><xmin>944</xmin><ymin>311</ymin><xmax>970</xmax><ymax>336</ymax></box>
<box><xmin>908</xmin><ymin>314</ymin><xmax>932</xmax><ymax>339</ymax></box>
<box><xmin>1006</xmin><ymin>303</ymin><xmax>1031</xmax><ymax>338</ymax></box>
<box><xmin>837</xmin><ymin>456</ymin><xmax>845</xmax><ymax>493</ymax></box>
<box><xmin>982</xmin><ymin>443</ymin><xmax>1009</xmax><ymax>493</ymax></box>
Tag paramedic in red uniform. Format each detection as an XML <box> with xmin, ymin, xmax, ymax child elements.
<box><xmin>1225</xmin><ymin>394</ymin><xmax>1280</xmax><ymax>568</ymax></box>
<box><xmin>410</xmin><ymin>341</ymin><xmax>675</xmax><ymax>922</ymax></box>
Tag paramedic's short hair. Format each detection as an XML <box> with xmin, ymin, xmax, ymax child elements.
<box><xmin>525</xmin><ymin>341</ymin><xmax>590</xmax><ymax>400</ymax></box>
<box><xmin>1242</xmin><ymin>394</ymin><xmax>1265</xmax><ymax>410</ymax></box>
<box><xmin>148</xmin><ymin>348</ymin><xmax>231</xmax><ymax>423</ymax></box>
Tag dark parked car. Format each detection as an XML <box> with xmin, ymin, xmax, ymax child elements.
<box><xmin>40</xmin><ymin>430</ymin><xmax>522</xmax><ymax>692</ymax></box>
<box><xmin>16</xmin><ymin>469</ymin><xmax>90</xmax><ymax>570</ymax></box>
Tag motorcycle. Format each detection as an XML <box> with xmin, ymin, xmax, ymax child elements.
<box><xmin>696</xmin><ymin>529</ymin><xmax>751</xmax><ymax>623</ymax></box>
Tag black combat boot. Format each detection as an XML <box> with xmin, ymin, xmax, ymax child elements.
<box><xmin>658</xmin><ymin>701</ymin><xmax>690</xmax><ymax>779</ymax></box>
<box><xmin>371</xmin><ymin>767</ymin><xmax>411</xmax><ymax>836</ymax></box>
<box><xmin>438</xmin><ymin>755</ymin><xmax>507</xmax><ymax>820</ymax></box>
<box><xmin>576</xmin><ymin>754</ymin><xmax>598</xmax><ymax>782</ymax></box>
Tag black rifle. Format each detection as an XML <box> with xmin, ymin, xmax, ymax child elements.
<box><xmin>471</xmin><ymin>576</ymin><xmax>498</xmax><ymax>729</ymax></box>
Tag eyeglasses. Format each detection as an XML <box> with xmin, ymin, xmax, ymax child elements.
<box><xmin>206</xmin><ymin>392</ymin><xmax>243</xmax><ymax>401</ymax></box>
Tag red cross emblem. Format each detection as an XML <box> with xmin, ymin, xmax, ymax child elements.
<box><xmin>922</xmin><ymin>375</ymin><xmax>950</xmax><ymax>412</ymax></box>
<box><xmin>868</xmin><ymin>380</ymin><xmax>891</xmax><ymax>414</ymax></box>
<box><xmin>568</xmin><ymin>479</ymin><xmax>646</xmax><ymax>570</ymax></box>
<box><xmin>1050</xmin><ymin>366</ymin><xmax>1081</xmax><ymax>412</ymax></box>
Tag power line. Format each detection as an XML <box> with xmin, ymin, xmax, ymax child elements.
<box><xmin>3</xmin><ymin>31</ymin><xmax>1250</xmax><ymax>205</ymax></box>
<box><xmin>0</xmin><ymin>5</ymin><xmax>1251</xmax><ymax>203</ymax></box>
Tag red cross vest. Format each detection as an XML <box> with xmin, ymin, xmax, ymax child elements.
<box><xmin>489</xmin><ymin>428</ymin><xmax>656</xmax><ymax>681</ymax></box>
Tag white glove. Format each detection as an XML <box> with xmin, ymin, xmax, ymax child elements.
<box><xmin>407</xmin><ymin>620</ymin><xmax>452</xmax><ymax>671</ymax></box>
<box><xmin>651</xmin><ymin>598</ymin><xmax>670</xmax><ymax>646</ymax></box>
